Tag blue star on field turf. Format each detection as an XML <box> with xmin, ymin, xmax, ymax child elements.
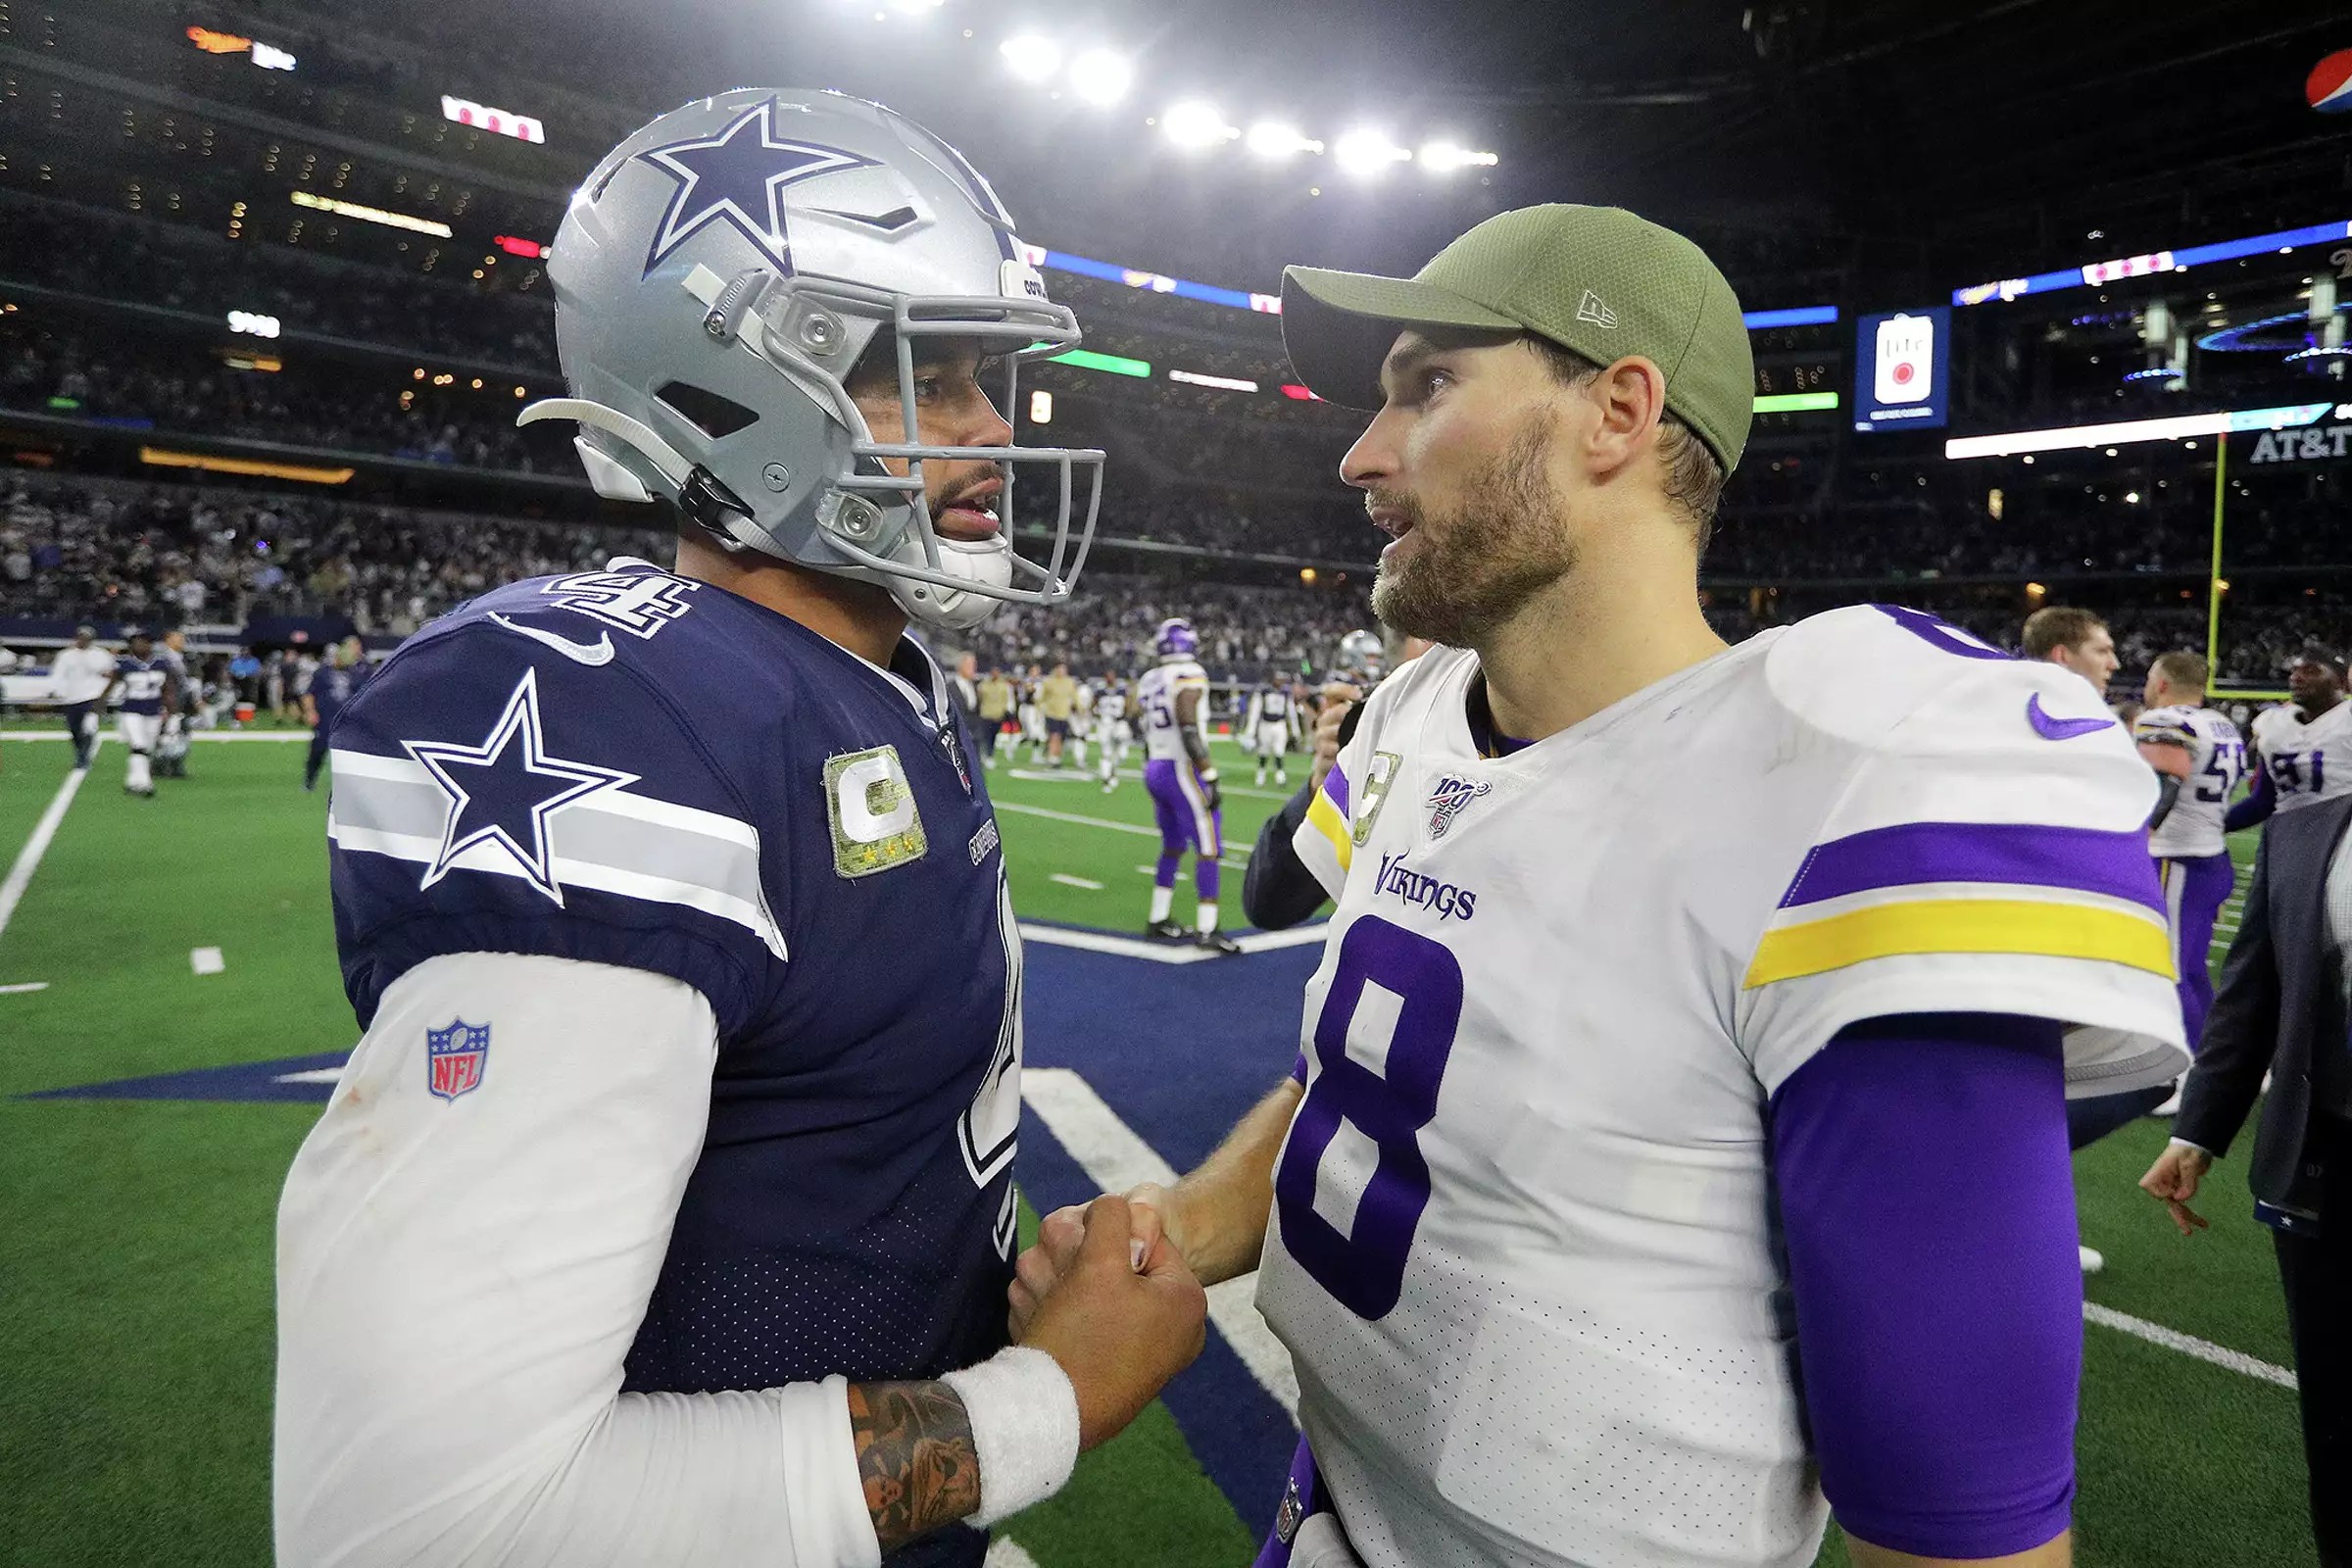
<box><xmin>403</xmin><ymin>667</ymin><xmax>635</xmax><ymax>906</ymax></box>
<box><xmin>635</xmin><ymin>99</ymin><xmax>876</xmax><ymax>277</ymax></box>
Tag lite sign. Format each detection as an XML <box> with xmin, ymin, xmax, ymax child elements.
<box><xmin>440</xmin><ymin>96</ymin><xmax>546</xmax><ymax>145</ymax></box>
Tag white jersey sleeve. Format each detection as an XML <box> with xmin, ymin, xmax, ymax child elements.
<box><xmin>275</xmin><ymin>952</ymin><xmax>880</xmax><ymax>1568</ymax></box>
<box><xmin>1735</xmin><ymin>611</ymin><xmax>2188</xmax><ymax>1101</ymax></box>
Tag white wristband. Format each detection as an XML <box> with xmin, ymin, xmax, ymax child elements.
<box><xmin>940</xmin><ymin>1346</ymin><xmax>1081</xmax><ymax>1527</ymax></box>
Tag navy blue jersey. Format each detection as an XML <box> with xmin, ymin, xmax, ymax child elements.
<box><xmin>305</xmin><ymin>663</ymin><xmax>364</xmax><ymax>725</ymax></box>
<box><xmin>325</xmin><ymin>560</ymin><xmax>1021</xmax><ymax>1431</ymax></box>
<box><xmin>113</xmin><ymin>654</ymin><xmax>171</xmax><ymax>715</ymax></box>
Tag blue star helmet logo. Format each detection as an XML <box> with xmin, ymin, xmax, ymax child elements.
<box><xmin>634</xmin><ymin>98</ymin><xmax>878</xmax><ymax>279</ymax></box>
<box><xmin>404</xmin><ymin>668</ymin><xmax>635</xmax><ymax>906</ymax></box>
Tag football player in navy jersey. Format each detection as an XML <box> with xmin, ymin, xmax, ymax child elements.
<box><xmin>98</xmin><ymin>629</ymin><xmax>175</xmax><ymax>797</ymax></box>
<box><xmin>274</xmin><ymin>90</ymin><xmax>1201</xmax><ymax>1568</ymax></box>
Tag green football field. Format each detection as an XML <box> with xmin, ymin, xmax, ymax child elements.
<box><xmin>0</xmin><ymin>725</ymin><xmax>2310</xmax><ymax>1567</ymax></box>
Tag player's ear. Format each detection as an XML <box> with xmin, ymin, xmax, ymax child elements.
<box><xmin>1582</xmin><ymin>357</ymin><xmax>1667</xmax><ymax>481</ymax></box>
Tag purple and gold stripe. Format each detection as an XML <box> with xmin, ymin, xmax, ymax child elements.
<box><xmin>1779</xmin><ymin>820</ymin><xmax>2165</xmax><ymax>917</ymax></box>
<box><xmin>1303</xmin><ymin>762</ymin><xmax>1352</xmax><ymax>874</ymax></box>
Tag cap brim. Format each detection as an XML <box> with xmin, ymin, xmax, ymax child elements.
<box><xmin>1281</xmin><ymin>267</ymin><xmax>1521</xmax><ymax>410</ymax></box>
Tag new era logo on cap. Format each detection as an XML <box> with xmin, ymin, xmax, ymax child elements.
<box><xmin>1577</xmin><ymin>289</ymin><xmax>1619</xmax><ymax>328</ymax></box>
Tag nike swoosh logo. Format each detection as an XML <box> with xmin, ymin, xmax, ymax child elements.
<box><xmin>490</xmin><ymin>613</ymin><xmax>614</xmax><ymax>666</ymax></box>
<box><xmin>2026</xmin><ymin>693</ymin><xmax>2116</xmax><ymax>740</ymax></box>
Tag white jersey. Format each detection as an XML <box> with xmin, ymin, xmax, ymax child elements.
<box><xmin>1095</xmin><ymin>687</ymin><xmax>1128</xmax><ymax>727</ymax></box>
<box><xmin>1250</xmin><ymin>688</ymin><xmax>1296</xmax><ymax>736</ymax></box>
<box><xmin>2134</xmin><ymin>705</ymin><xmax>2244</xmax><ymax>858</ymax></box>
<box><xmin>2250</xmin><ymin>700</ymin><xmax>2352</xmax><ymax>811</ymax></box>
<box><xmin>48</xmin><ymin>644</ymin><xmax>118</xmax><ymax>705</ymax></box>
<box><xmin>1135</xmin><ymin>658</ymin><xmax>1207</xmax><ymax>763</ymax></box>
<box><xmin>1268</xmin><ymin>607</ymin><xmax>2185</xmax><ymax>1568</ymax></box>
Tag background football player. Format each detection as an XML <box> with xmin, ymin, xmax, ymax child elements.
<box><xmin>1244</xmin><ymin>669</ymin><xmax>1298</xmax><ymax>787</ymax></box>
<box><xmin>1093</xmin><ymin>674</ymin><xmax>1132</xmax><ymax>792</ymax></box>
<box><xmin>97</xmin><ymin>629</ymin><xmax>173</xmax><ymax>798</ymax></box>
<box><xmin>2133</xmin><ymin>650</ymin><xmax>2244</xmax><ymax>1100</ymax></box>
<box><xmin>273</xmin><ymin>90</ymin><xmax>1200</xmax><ymax>1568</ymax></box>
<box><xmin>2229</xmin><ymin>645</ymin><xmax>2352</xmax><ymax>829</ymax></box>
<box><xmin>1134</xmin><ymin>618</ymin><xmax>1238</xmax><ymax>954</ymax></box>
<box><xmin>1019</xmin><ymin>204</ymin><xmax>2187</xmax><ymax>1568</ymax></box>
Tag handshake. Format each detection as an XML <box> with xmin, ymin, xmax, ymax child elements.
<box><xmin>1005</xmin><ymin>1187</ymin><xmax>1208</xmax><ymax>1451</ymax></box>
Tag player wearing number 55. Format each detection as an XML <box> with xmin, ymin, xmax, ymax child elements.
<box><xmin>1014</xmin><ymin>205</ymin><xmax>2187</xmax><ymax>1568</ymax></box>
<box><xmin>273</xmin><ymin>92</ymin><xmax>1201</xmax><ymax>1568</ymax></box>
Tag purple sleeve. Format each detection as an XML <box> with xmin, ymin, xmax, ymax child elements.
<box><xmin>1290</xmin><ymin>1050</ymin><xmax>1308</xmax><ymax>1084</ymax></box>
<box><xmin>2225</xmin><ymin>765</ymin><xmax>2275</xmax><ymax>832</ymax></box>
<box><xmin>1769</xmin><ymin>1012</ymin><xmax>2079</xmax><ymax>1559</ymax></box>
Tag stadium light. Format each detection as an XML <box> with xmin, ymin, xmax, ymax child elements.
<box><xmin>1419</xmin><ymin>140</ymin><xmax>1499</xmax><ymax>172</ymax></box>
<box><xmin>1162</xmin><ymin>100</ymin><xmax>1239</xmax><ymax>150</ymax></box>
<box><xmin>1051</xmin><ymin>348</ymin><xmax>1152</xmax><ymax>378</ymax></box>
<box><xmin>1247</xmin><ymin>122</ymin><xmax>1323</xmax><ymax>160</ymax></box>
<box><xmin>1944</xmin><ymin>401</ymin><xmax>2338</xmax><ymax>460</ymax></box>
<box><xmin>1069</xmin><ymin>49</ymin><xmax>1133</xmax><ymax>106</ymax></box>
<box><xmin>1168</xmin><ymin>369</ymin><xmax>1260</xmax><ymax>392</ymax></box>
<box><xmin>999</xmin><ymin>34</ymin><xmax>1062</xmax><ymax>83</ymax></box>
<box><xmin>1334</xmin><ymin>130</ymin><xmax>1412</xmax><ymax>177</ymax></box>
<box><xmin>289</xmin><ymin>190</ymin><xmax>452</xmax><ymax>238</ymax></box>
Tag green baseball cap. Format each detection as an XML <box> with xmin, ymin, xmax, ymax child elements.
<box><xmin>1281</xmin><ymin>204</ymin><xmax>1755</xmax><ymax>471</ymax></box>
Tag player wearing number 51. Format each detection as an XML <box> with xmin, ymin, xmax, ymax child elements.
<box><xmin>1016</xmin><ymin>205</ymin><xmax>2187</xmax><ymax>1568</ymax></box>
<box><xmin>271</xmin><ymin>91</ymin><xmax>1207</xmax><ymax>1568</ymax></box>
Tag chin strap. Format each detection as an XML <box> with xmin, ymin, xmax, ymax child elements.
<box><xmin>518</xmin><ymin>396</ymin><xmax>757</xmax><ymax>551</ymax></box>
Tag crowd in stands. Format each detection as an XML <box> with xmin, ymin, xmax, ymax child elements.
<box><xmin>0</xmin><ymin>477</ymin><xmax>665</xmax><ymax>636</ymax></box>
<box><xmin>7</xmin><ymin>473</ymin><xmax>2347</xmax><ymax>692</ymax></box>
<box><xmin>3</xmin><ymin>326</ymin><xmax>562</xmax><ymax>471</ymax></box>
<box><xmin>0</xmin><ymin>192</ymin><xmax>557</xmax><ymax>371</ymax></box>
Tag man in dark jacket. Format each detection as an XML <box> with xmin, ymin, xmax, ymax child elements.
<box><xmin>2142</xmin><ymin>792</ymin><xmax>2352</xmax><ymax>1565</ymax></box>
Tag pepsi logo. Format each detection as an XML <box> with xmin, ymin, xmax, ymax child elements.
<box><xmin>2310</xmin><ymin>49</ymin><xmax>2352</xmax><ymax>115</ymax></box>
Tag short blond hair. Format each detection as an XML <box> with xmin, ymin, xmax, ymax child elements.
<box><xmin>2023</xmin><ymin>607</ymin><xmax>2106</xmax><ymax>661</ymax></box>
<box><xmin>2149</xmin><ymin>651</ymin><xmax>2208</xmax><ymax>693</ymax></box>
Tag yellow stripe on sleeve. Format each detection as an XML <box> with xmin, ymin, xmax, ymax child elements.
<box><xmin>1304</xmin><ymin>788</ymin><xmax>1353</xmax><ymax>875</ymax></box>
<box><xmin>1743</xmin><ymin>897</ymin><xmax>2176</xmax><ymax>989</ymax></box>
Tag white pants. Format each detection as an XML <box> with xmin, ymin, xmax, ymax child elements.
<box><xmin>120</xmin><ymin>712</ymin><xmax>161</xmax><ymax>790</ymax></box>
<box><xmin>1254</xmin><ymin>722</ymin><xmax>1292</xmax><ymax>757</ymax></box>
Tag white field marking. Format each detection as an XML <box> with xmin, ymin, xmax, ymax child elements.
<box><xmin>1021</xmin><ymin>1066</ymin><xmax>1299</xmax><ymax>1421</ymax></box>
<box><xmin>983</xmin><ymin>1540</ymin><xmax>1042</xmax><ymax>1568</ymax></box>
<box><xmin>1017</xmin><ymin>921</ymin><xmax>1326</xmax><ymax>964</ymax></box>
<box><xmin>0</xmin><ymin>981</ymin><xmax>50</xmax><ymax>995</ymax></box>
<box><xmin>1005</xmin><ymin>768</ymin><xmax>1110</xmax><ymax>786</ymax></box>
<box><xmin>0</xmin><ymin>730</ymin><xmax>308</xmax><ymax>741</ymax></box>
<box><xmin>2082</xmin><ymin>1302</ymin><xmax>2295</xmax><ymax>1390</ymax></box>
<box><xmin>1049</xmin><ymin>872</ymin><xmax>1104</xmax><ymax>891</ymax></box>
<box><xmin>272</xmin><ymin>1066</ymin><xmax>346</xmax><ymax>1085</ymax></box>
<box><xmin>189</xmin><ymin>947</ymin><xmax>225</xmax><ymax>976</ymax></box>
<box><xmin>0</xmin><ymin>740</ymin><xmax>98</xmax><ymax>947</ymax></box>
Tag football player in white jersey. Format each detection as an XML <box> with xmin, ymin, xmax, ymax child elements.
<box><xmin>1014</xmin><ymin>205</ymin><xmax>2186</xmax><ymax>1568</ymax></box>
<box><xmin>2133</xmin><ymin>651</ymin><xmax>2244</xmax><ymax>1051</ymax></box>
<box><xmin>2232</xmin><ymin>647</ymin><xmax>2352</xmax><ymax>829</ymax></box>
<box><xmin>1137</xmin><ymin>619</ymin><xmax>1240</xmax><ymax>954</ymax></box>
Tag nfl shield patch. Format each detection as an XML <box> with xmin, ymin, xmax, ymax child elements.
<box><xmin>425</xmin><ymin>1020</ymin><xmax>491</xmax><ymax>1101</ymax></box>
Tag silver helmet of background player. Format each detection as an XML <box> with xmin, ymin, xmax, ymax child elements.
<box><xmin>521</xmin><ymin>89</ymin><xmax>1104</xmax><ymax>631</ymax></box>
<box><xmin>1335</xmin><ymin>628</ymin><xmax>1385</xmax><ymax>686</ymax></box>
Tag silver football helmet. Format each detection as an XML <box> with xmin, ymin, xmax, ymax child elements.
<box><xmin>521</xmin><ymin>89</ymin><xmax>1103</xmax><ymax>631</ymax></box>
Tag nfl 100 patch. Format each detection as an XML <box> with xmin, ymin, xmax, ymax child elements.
<box><xmin>425</xmin><ymin>1020</ymin><xmax>491</xmax><ymax>1101</ymax></box>
<box><xmin>1426</xmin><ymin>774</ymin><xmax>1494</xmax><ymax>841</ymax></box>
<box><xmin>825</xmin><ymin>745</ymin><xmax>928</xmax><ymax>878</ymax></box>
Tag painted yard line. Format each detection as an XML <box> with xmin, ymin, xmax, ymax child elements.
<box><xmin>0</xmin><ymin>730</ymin><xmax>309</xmax><ymax>741</ymax></box>
<box><xmin>0</xmin><ymin>740</ymin><xmax>97</xmax><ymax>948</ymax></box>
<box><xmin>1019</xmin><ymin>923</ymin><xmax>1224</xmax><ymax>965</ymax></box>
<box><xmin>1021</xmin><ymin>1067</ymin><xmax>1298</xmax><ymax>1421</ymax></box>
<box><xmin>996</xmin><ymin>799</ymin><xmax>1254</xmax><ymax>862</ymax></box>
<box><xmin>190</xmin><ymin>947</ymin><xmax>226</xmax><ymax>976</ymax></box>
<box><xmin>2082</xmin><ymin>1301</ymin><xmax>2295</xmax><ymax>1390</ymax></box>
<box><xmin>1049</xmin><ymin>872</ymin><xmax>1105</xmax><ymax>891</ymax></box>
<box><xmin>983</xmin><ymin>1540</ymin><xmax>1042</xmax><ymax>1568</ymax></box>
<box><xmin>273</xmin><ymin>1066</ymin><xmax>346</xmax><ymax>1086</ymax></box>
<box><xmin>0</xmin><ymin>981</ymin><xmax>50</xmax><ymax>996</ymax></box>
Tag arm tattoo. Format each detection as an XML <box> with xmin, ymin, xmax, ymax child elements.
<box><xmin>848</xmin><ymin>1380</ymin><xmax>983</xmax><ymax>1552</ymax></box>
